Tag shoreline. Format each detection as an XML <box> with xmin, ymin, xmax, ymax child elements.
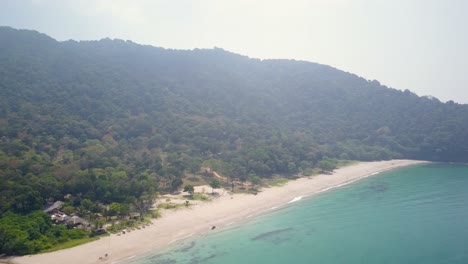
<box><xmin>12</xmin><ymin>159</ymin><xmax>427</xmax><ymax>264</ymax></box>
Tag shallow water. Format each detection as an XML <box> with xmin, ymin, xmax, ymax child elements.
<box><xmin>130</xmin><ymin>163</ymin><xmax>468</xmax><ymax>264</ymax></box>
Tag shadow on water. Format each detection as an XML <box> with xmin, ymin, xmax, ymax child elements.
<box><xmin>251</xmin><ymin>228</ymin><xmax>294</xmax><ymax>245</ymax></box>
<box><xmin>187</xmin><ymin>253</ymin><xmax>219</xmax><ymax>264</ymax></box>
<box><xmin>147</xmin><ymin>240</ymin><xmax>225</xmax><ymax>264</ymax></box>
<box><xmin>144</xmin><ymin>254</ymin><xmax>177</xmax><ymax>264</ymax></box>
<box><xmin>357</xmin><ymin>181</ymin><xmax>389</xmax><ymax>200</ymax></box>
<box><xmin>145</xmin><ymin>242</ymin><xmax>197</xmax><ymax>264</ymax></box>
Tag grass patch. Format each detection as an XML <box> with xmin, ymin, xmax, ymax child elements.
<box><xmin>157</xmin><ymin>202</ymin><xmax>184</xmax><ymax>210</ymax></box>
<box><xmin>268</xmin><ymin>178</ymin><xmax>289</xmax><ymax>187</ymax></box>
<box><xmin>233</xmin><ymin>187</ymin><xmax>260</xmax><ymax>195</ymax></box>
<box><xmin>246</xmin><ymin>188</ymin><xmax>260</xmax><ymax>195</ymax></box>
<box><xmin>40</xmin><ymin>236</ymin><xmax>102</xmax><ymax>253</ymax></box>
<box><xmin>191</xmin><ymin>193</ymin><xmax>211</xmax><ymax>201</ymax></box>
<box><xmin>107</xmin><ymin>215</ymin><xmax>154</xmax><ymax>234</ymax></box>
<box><xmin>304</xmin><ymin>168</ymin><xmax>321</xmax><ymax>176</ymax></box>
<box><xmin>336</xmin><ymin>160</ymin><xmax>358</xmax><ymax>168</ymax></box>
<box><xmin>149</xmin><ymin>209</ymin><xmax>161</xmax><ymax>219</ymax></box>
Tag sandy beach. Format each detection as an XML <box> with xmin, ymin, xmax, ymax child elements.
<box><xmin>13</xmin><ymin>159</ymin><xmax>426</xmax><ymax>264</ymax></box>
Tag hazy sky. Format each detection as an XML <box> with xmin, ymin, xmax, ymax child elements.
<box><xmin>1</xmin><ymin>0</ymin><xmax>467</xmax><ymax>103</ymax></box>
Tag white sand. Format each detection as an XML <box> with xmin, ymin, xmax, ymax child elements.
<box><xmin>13</xmin><ymin>159</ymin><xmax>426</xmax><ymax>264</ymax></box>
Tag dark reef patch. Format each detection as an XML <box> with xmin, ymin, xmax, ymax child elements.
<box><xmin>251</xmin><ymin>228</ymin><xmax>294</xmax><ymax>245</ymax></box>
<box><xmin>175</xmin><ymin>241</ymin><xmax>196</xmax><ymax>253</ymax></box>
<box><xmin>144</xmin><ymin>254</ymin><xmax>177</xmax><ymax>264</ymax></box>
<box><xmin>358</xmin><ymin>181</ymin><xmax>389</xmax><ymax>200</ymax></box>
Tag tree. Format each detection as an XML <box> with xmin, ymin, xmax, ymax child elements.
<box><xmin>249</xmin><ymin>173</ymin><xmax>261</xmax><ymax>186</ymax></box>
<box><xmin>171</xmin><ymin>177</ymin><xmax>183</xmax><ymax>192</ymax></box>
<box><xmin>81</xmin><ymin>198</ymin><xmax>94</xmax><ymax>211</ymax></box>
<box><xmin>109</xmin><ymin>202</ymin><xmax>121</xmax><ymax>217</ymax></box>
<box><xmin>133</xmin><ymin>192</ymin><xmax>157</xmax><ymax>219</ymax></box>
<box><xmin>183</xmin><ymin>185</ymin><xmax>195</xmax><ymax>197</ymax></box>
<box><xmin>119</xmin><ymin>203</ymin><xmax>130</xmax><ymax>217</ymax></box>
<box><xmin>0</xmin><ymin>211</ymin><xmax>87</xmax><ymax>256</ymax></box>
<box><xmin>209</xmin><ymin>179</ymin><xmax>221</xmax><ymax>193</ymax></box>
<box><xmin>317</xmin><ymin>157</ymin><xmax>337</xmax><ymax>173</ymax></box>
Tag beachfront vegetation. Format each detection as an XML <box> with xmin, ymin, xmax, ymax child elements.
<box><xmin>190</xmin><ymin>193</ymin><xmax>211</xmax><ymax>201</ymax></box>
<box><xmin>317</xmin><ymin>157</ymin><xmax>338</xmax><ymax>173</ymax></box>
<box><xmin>268</xmin><ymin>178</ymin><xmax>289</xmax><ymax>187</ymax></box>
<box><xmin>209</xmin><ymin>179</ymin><xmax>221</xmax><ymax>193</ymax></box>
<box><xmin>0</xmin><ymin>211</ymin><xmax>89</xmax><ymax>255</ymax></box>
<box><xmin>183</xmin><ymin>185</ymin><xmax>195</xmax><ymax>197</ymax></box>
<box><xmin>1</xmin><ymin>27</ymin><xmax>468</xmax><ymax>255</ymax></box>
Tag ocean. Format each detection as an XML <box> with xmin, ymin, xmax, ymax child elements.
<box><xmin>129</xmin><ymin>163</ymin><xmax>468</xmax><ymax>264</ymax></box>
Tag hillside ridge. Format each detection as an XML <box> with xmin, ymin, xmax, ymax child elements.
<box><xmin>1</xmin><ymin>27</ymin><xmax>468</xmax><ymax>254</ymax></box>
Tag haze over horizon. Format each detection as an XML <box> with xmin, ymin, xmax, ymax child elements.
<box><xmin>1</xmin><ymin>0</ymin><xmax>467</xmax><ymax>103</ymax></box>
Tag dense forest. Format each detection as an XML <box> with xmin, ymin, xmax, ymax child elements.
<box><xmin>1</xmin><ymin>27</ymin><xmax>468</xmax><ymax>254</ymax></box>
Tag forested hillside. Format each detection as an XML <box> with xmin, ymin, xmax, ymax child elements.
<box><xmin>1</xmin><ymin>27</ymin><xmax>468</xmax><ymax>253</ymax></box>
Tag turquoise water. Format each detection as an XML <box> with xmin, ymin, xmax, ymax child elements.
<box><xmin>131</xmin><ymin>163</ymin><xmax>468</xmax><ymax>264</ymax></box>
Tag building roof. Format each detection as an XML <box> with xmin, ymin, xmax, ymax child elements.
<box><xmin>66</xmin><ymin>216</ymin><xmax>90</xmax><ymax>226</ymax></box>
<box><xmin>43</xmin><ymin>201</ymin><xmax>64</xmax><ymax>213</ymax></box>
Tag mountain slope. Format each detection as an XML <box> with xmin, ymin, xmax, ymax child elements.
<box><xmin>1</xmin><ymin>26</ymin><xmax>468</xmax><ymax>216</ymax></box>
